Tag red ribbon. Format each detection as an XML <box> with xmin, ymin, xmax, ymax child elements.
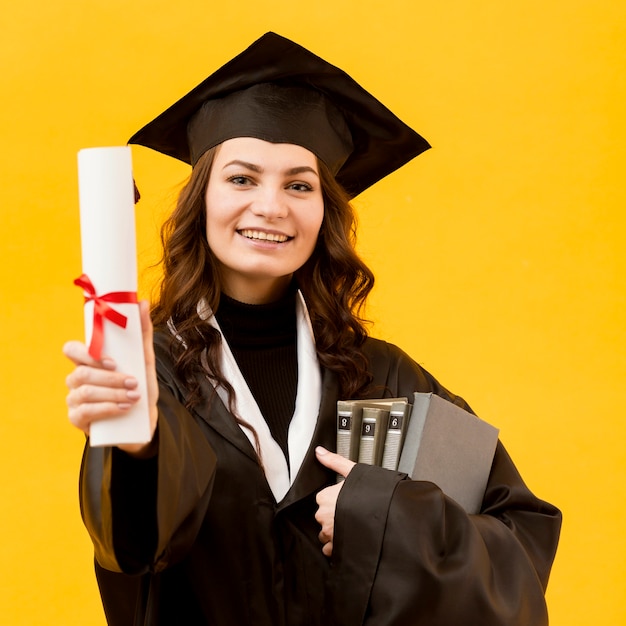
<box><xmin>74</xmin><ymin>274</ymin><xmax>138</xmax><ymax>360</ymax></box>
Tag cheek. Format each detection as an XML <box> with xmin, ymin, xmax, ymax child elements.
<box><xmin>204</xmin><ymin>211</ymin><xmax>214</xmax><ymax>241</ymax></box>
<box><xmin>204</xmin><ymin>210</ymin><xmax>227</xmax><ymax>252</ymax></box>
<box><xmin>308</xmin><ymin>202</ymin><xmax>325</xmax><ymax>237</ymax></box>
<box><xmin>204</xmin><ymin>196</ymin><xmax>231</xmax><ymax>234</ymax></box>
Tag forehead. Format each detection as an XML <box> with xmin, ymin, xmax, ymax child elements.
<box><xmin>214</xmin><ymin>137</ymin><xmax>319</xmax><ymax>170</ymax></box>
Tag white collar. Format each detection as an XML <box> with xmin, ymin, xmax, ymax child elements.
<box><xmin>200</xmin><ymin>291</ymin><xmax>322</xmax><ymax>502</ymax></box>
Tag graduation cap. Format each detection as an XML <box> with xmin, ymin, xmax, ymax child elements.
<box><xmin>129</xmin><ymin>32</ymin><xmax>430</xmax><ymax>198</ymax></box>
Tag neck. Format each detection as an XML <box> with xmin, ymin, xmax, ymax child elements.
<box><xmin>219</xmin><ymin>272</ymin><xmax>294</xmax><ymax>304</ymax></box>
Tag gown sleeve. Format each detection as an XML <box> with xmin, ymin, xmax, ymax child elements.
<box><xmin>79</xmin><ymin>334</ymin><xmax>217</xmax><ymax>575</ymax></box>
<box><xmin>326</xmin><ymin>341</ymin><xmax>562</xmax><ymax>626</ymax></box>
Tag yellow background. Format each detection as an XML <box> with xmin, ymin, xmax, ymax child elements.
<box><xmin>1</xmin><ymin>1</ymin><xmax>624</xmax><ymax>623</ymax></box>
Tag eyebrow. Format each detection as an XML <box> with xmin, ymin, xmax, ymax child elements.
<box><xmin>222</xmin><ymin>160</ymin><xmax>319</xmax><ymax>177</ymax></box>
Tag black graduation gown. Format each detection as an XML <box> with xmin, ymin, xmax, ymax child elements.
<box><xmin>80</xmin><ymin>332</ymin><xmax>561</xmax><ymax>625</ymax></box>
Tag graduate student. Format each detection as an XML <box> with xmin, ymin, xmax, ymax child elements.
<box><xmin>63</xmin><ymin>32</ymin><xmax>561</xmax><ymax>625</ymax></box>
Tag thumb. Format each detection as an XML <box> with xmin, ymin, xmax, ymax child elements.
<box><xmin>138</xmin><ymin>299</ymin><xmax>159</xmax><ymax>430</ymax></box>
<box><xmin>315</xmin><ymin>446</ymin><xmax>356</xmax><ymax>478</ymax></box>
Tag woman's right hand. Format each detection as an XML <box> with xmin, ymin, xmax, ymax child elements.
<box><xmin>63</xmin><ymin>300</ymin><xmax>159</xmax><ymax>456</ymax></box>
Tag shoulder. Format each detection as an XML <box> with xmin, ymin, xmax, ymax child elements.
<box><xmin>362</xmin><ymin>335</ymin><xmax>414</xmax><ymax>363</ymax></box>
<box><xmin>362</xmin><ymin>336</ymin><xmax>472</xmax><ymax>412</ymax></box>
<box><xmin>362</xmin><ymin>335</ymin><xmax>425</xmax><ymax>381</ymax></box>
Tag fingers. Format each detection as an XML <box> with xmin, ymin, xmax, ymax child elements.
<box><xmin>315</xmin><ymin>502</ymin><xmax>334</xmax><ymax>544</ymax></box>
<box><xmin>63</xmin><ymin>301</ymin><xmax>159</xmax><ymax>442</ymax></box>
<box><xmin>62</xmin><ymin>340</ymin><xmax>116</xmax><ymax>370</ymax></box>
<box><xmin>63</xmin><ymin>338</ymin><xmax>141</xmax><ymax>435</ymax></box>
<box><xmin>139</xmin><ymin>300</ymin><xmax>155</xmax><ymax>369</ymax></box>
<box><xmin>315</xmin><ymin>480</ymin><xmax>344</xmax><ymax>558</ymax></box>
<box><xmin>315</xmin><ymin>446</ymin><xmax>356</xmax><ymax>479</ymax></box>
<box><xmin>316</xmin><ymin>520</ymin><xmax>334</xmax><ymax>558</ymax></box>
<box><xmin>67</xmin><ymin>400</ymin><xmax>136</xmax><ymax>435</ymax></box>
<box><xmin>66</xmin><ymin>366</ymin><xmax>141</xmax><ymax>434</ymax></box>
<box><xmin>313</xmin><ymin>448</ymin><xmax>364</xmax><ymax>557</ymax></box>
<box><xmin>66</xmin><ymin>369</ymin><xmax>139</xmax><ymax>406</ymax></box>
<box><xmin>138</xmin><ymin>299</ymin><xmax>159</xmax><ymax>418</ymax></box>
<box><xmin>65</xmin><ymin>359</ymin><xmax>133</xmax><ymax>391</ymax></box>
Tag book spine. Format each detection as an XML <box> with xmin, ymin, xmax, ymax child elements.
<box><xmin>336</xmin><ymin>403</ymin><xmax>353</xmax><ymax>460</ymax></box>
<box><xmin>397</xmin><ymin>392</ymin><xmax>432</xmax><ymax>474</ymax></box>
<box><xmin>381</xmin><ymin>403</ymin><xmax>410</xmax><ymax>470</ymax></box>
<box><xmin>336</xmin><ymin>401</ymin><xmax>365</xmax><ymax>461</ymax></box>
<box><xmin>357</xmin><ymin>412</ymin><xmax>377</xmax><ymax>464</ymax></box>
<box><xmin>358</xmin><ymin>407</ymin><xmax>390</xmax><ymax>466</ymax></box>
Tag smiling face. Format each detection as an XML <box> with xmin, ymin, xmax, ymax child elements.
<box><xmin>205</xmin><ymin>137</ymin><xmax>325</xmax><ymax>304</ymax></box>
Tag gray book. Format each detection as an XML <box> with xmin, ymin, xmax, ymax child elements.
<box><xmin>397</xmin><ymin>392</ymin><xmax>499</xmax><ymax>514</ymax></box>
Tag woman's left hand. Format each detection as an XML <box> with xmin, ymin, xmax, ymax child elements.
<box><xmin>314</xmin><ymin>447</ymin><xmax>356</xmax><ymax>557</ymax></box>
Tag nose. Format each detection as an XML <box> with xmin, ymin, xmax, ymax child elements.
<box><xmin>251</xmin><ymin>185</ymin><xmax>288</xmax><ymax>220</ymax></box>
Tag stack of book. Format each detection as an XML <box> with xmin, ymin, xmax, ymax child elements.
<box><xmin>336</xmin><ymin>392</ymin><xmax>500</xmax><ymax>514</ymax></box>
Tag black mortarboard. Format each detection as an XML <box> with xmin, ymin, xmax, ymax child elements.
<box><xmin>129</xmin><ymin>32</ymin><xmax>430</xmax><ymax>198</ymax></box>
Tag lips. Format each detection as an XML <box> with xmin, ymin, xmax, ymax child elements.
<box><xmin>239</xmin><ymin>229</ymin><xmax>292</xmax><ymax>243</ymax></box>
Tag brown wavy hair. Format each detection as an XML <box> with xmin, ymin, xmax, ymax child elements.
<box><xmin>151</xmin><ymin>146</ymin><xmax>375</xmax><ymax>415</ymax></box>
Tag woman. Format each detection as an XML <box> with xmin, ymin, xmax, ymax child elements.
<box><xmin>64</xmin><ymin>33</ymin><xmax>561</xmax><ymax>625</ymax></box>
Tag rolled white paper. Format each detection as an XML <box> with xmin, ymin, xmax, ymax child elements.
<box><xmin>77</xmin><ymin>146</ymin><xmax>151</xmax><ymax>446</ymax></box>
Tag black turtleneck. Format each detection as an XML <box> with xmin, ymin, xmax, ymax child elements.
<box><xmin>214</xmin><ymin>288</ymin><xmax>298</xmax><ymax>461</ymax></box>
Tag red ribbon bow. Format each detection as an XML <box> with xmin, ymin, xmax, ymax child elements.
<box><xmin>74</xmin><ymin>274</ymin><xmax>138</xmax><ymax>360</ymax></box>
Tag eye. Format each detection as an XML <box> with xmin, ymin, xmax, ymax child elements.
<box><xmin>287</xmin><ymin>182</ymin><xmax>314</xmax><ymax>192</ymax></box>
<box><xmin>227</xmin><ymin>175</ymin><xmax>254</xmax><ymax>186</ymax></box>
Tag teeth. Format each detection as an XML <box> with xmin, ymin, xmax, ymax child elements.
<box><xmin>240</xmin><ymin>229</ymin><xmax>289</xmax><ymax>243</ymax></box>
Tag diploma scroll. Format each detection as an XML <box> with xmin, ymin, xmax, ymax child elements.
<box><xmin>77</xmin><ymin>146</ymin><xmax>151</xmax><ymax>447</ymax></box>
